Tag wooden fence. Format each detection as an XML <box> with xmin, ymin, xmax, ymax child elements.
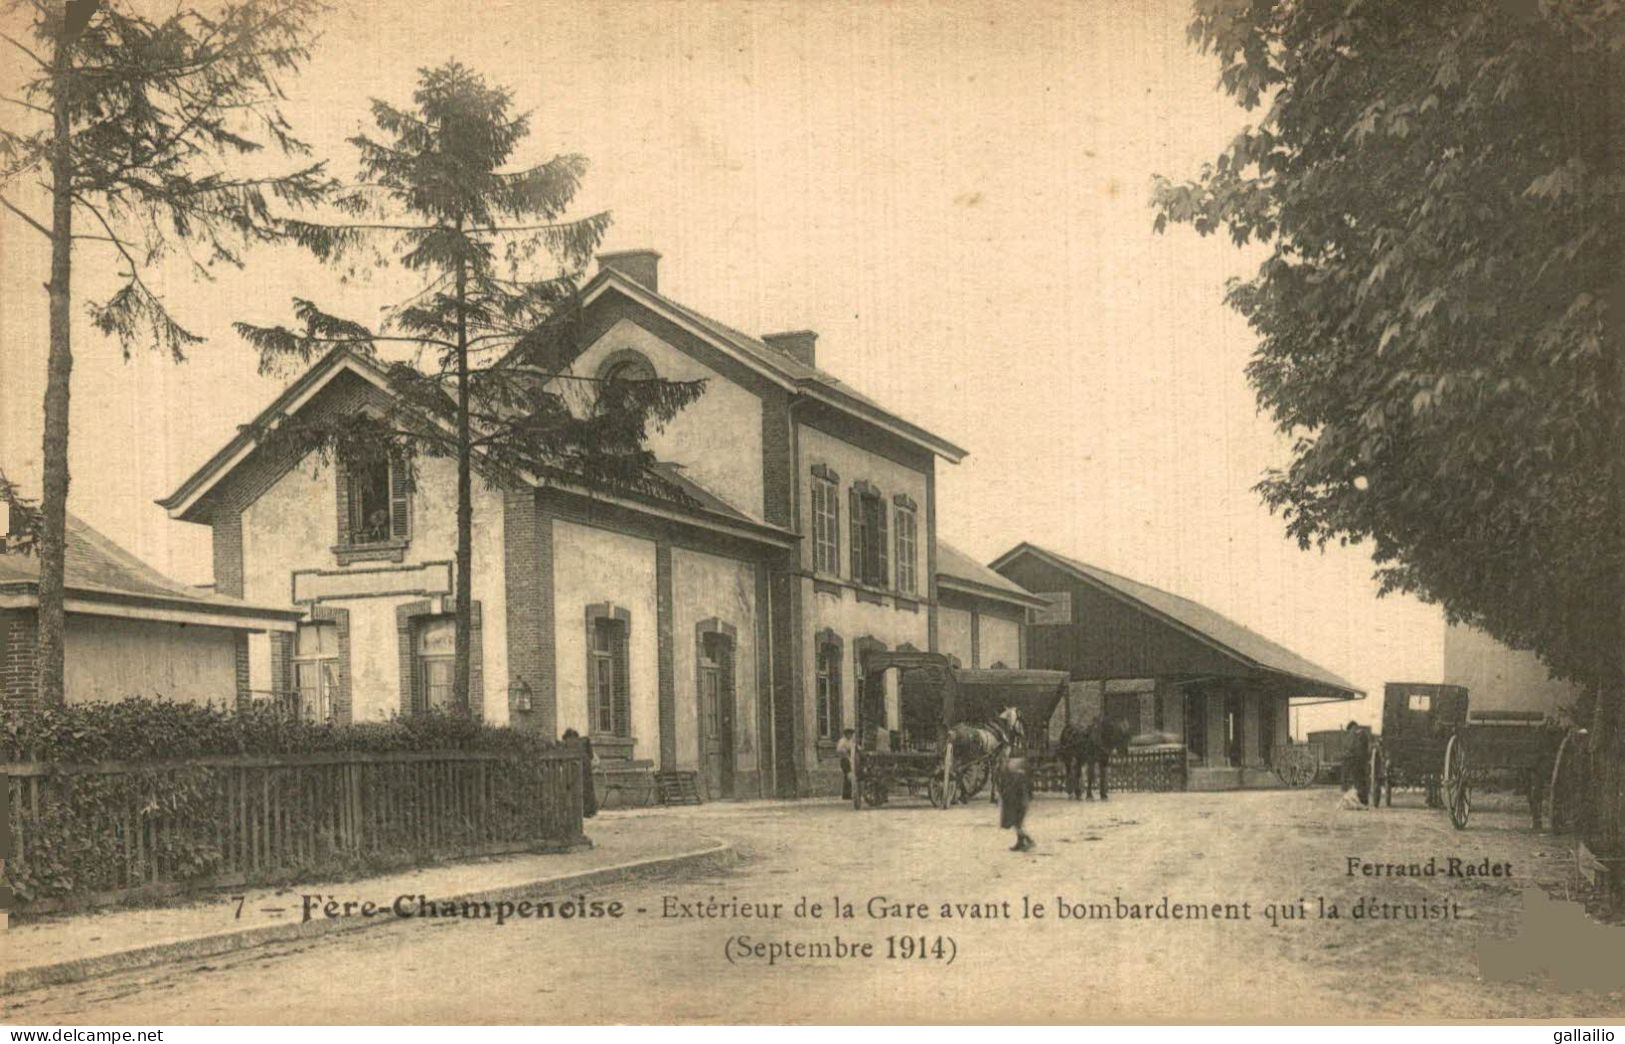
<box><xmin>3</xmin><ymin>747</ymin><xmax>586</xmax><ymax>913</ymax></box>
<box><xmin>1033</xmin><ymin>745</ymin><xmax>1188</xmax><ymax>794</ymax></box>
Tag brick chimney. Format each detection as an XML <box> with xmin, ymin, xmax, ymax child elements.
<box><xmin>762</xmin><ymin>330</ymin><xmax>818</xmax><ymax>369</ymax></box>
<box><xmin>596</xmin><ymin>249</ymin><xmax>661</xmax><ymax>293</ymax></box>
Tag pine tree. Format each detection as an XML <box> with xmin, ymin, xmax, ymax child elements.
<box><xmin>238</xmin><ymin>61</ymin><xmax>703</xmax><ymax>712</ymax></box>
<box><xmin>0</xmin><ymin>0</ymin><xmax>329</xmax><ymax>704</ymax></box>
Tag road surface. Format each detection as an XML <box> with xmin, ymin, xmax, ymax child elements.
<box><xmin>6</xmin><ymin>788</ymin><xmax>1621</xmax><ymax>1023</ymax></box>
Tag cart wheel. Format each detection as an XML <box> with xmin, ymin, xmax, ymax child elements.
<box><xmin>1546</xmin><ymin>728</ymin><xmax>1587</xmax><ymax>833</ymax></box>
<box><xmin>960</xmin><ymin>759</ymin><xmax>990</xmax><ymax>801</ymax></box>
<box><xmin>1443</xmin><ymin>733</ymin><xmax>1470</xmax><ymax>830</ymax></box>
<box><xmin>861</xmin><ymin>778</ymin><xmax>886</xmax><ymax>808</ymax></box>
<box><xmin>927</xmin><ymin>775</ymin><xmax>948</xmax><ymax>809</ymax></box>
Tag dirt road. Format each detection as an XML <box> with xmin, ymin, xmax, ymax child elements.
<box><xmin>6</xmin><ymin>788</ymin><xmax>1621</xmax><ymax>1023</ymax></box>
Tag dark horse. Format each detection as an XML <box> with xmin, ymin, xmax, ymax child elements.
<box><xmin>1056</xmin><ymin>717</ymin><xmax>1130</xmax><ymax>800</ymax></box>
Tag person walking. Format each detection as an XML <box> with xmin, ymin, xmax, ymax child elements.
<box><xmin>999</xmin><ymin>755</ymin><xmax>1034</xmax><ymax>852</ymax></box>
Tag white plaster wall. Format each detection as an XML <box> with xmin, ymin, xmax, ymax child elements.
<box><xmin>240</xmin><ymin>450</ymin><xmax>509</xmax><ymax>725</ymax></box>
<box><xmin>64</xmin><ymin>617</ymin><xmax>238</xmax><ymax>708</ymax></box>
<box><xmin>938</xmin><ymin>606</ymin><xmax>973</xmax><ymax>667</ymax></box>
<box><xmin>981</xmin><ymin>615</ymin><xmax>1022</xmax><ymax>669</ymax></box>
<box><xmin>551</xmin><ymin>519</ymin><xmax>659</xmax><ymax>760</ymax></box>
<box><xmin>671</xmin><ymin>548</ymin><xmax>759</xmax><ymax>777</ymax></box>
<box><xmin>796</xmin><ymin>425</ymin><xmax>929</xmax><ymax>585</ymax></box>
<box><xmin>803</xmin><ymin>580</ymin><xmax>929</xmax><ymax>755</ymax></box>
<box><xmin>566</xmin><ymin>318</ymin><xmax>765</xmax><ymax>518</ymax></box>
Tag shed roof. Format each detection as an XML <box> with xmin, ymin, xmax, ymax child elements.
<box><xmin>936</xmin><ymin>541</ymin><xmax>1047</xmax><ymax>609</ymax></box>
<box><xmin>992</xmin><ymin>542</ymin><xmax>1362</xmax><ymax>699</ymax></box>
<box><xmin>0</xmin><ymin>513</ymin><xmax>301</xmax><ymax>630</ymax></box>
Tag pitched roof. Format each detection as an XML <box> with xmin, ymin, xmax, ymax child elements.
<box><xmin>158</xmin><ymin>346</ymin><xmax>796</xmax><ymax>549</ymax></box>
<box><xmin>992</xmin><ymin>542</ymin><xmax>1362</xmax><ymax>698</ymax></box>
<box><xmin>935</xmin><ymin>540</ymin><xmax>1047</xmax><ymax>609</ymax></box>
<box><xmin>583</xmin><ymin>269</ymin><xmax>968</xmax><ymax>462</ymax></box>
<box><xmin>0</xmin><ymin>514</ymin><xmax>301</xmax><ymax>629</ymax></box>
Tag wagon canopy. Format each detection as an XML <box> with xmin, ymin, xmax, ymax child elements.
<box><xmin>861</xmin><ymin>650</ymin><xmax>1067</xmax><ymax>734</ymax></box>
<box><xmin>943</xmin><ymin>668</ymin><xmax>1068</xmax><ymax>728</ymax></box>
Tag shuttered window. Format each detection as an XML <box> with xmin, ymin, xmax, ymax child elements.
<box><xmin>849</xmin><ymin>484</ymin><xmax>887</xmax><ymax>587</ymax></box>
<box><xmin>811</xmin><ymin>470</ymin><xmax>840</xmax><ymax>575</ymax></box>
<box><xmin>344</xmin><ymin>454</ymin><xmax>410</xmax><ymax>546</ymax></box>
<box><xmin>894</xmin><ymin>502</ymin><xmax>917</xmax><ymax>594</ymax></box>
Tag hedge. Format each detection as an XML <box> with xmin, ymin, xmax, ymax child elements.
<box><xmin>2</xmin><ymin>698</ymin><xmax>581</xmax><ymax>911</ymax></box>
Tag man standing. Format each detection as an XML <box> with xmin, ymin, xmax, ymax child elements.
<box><xmin>836</xmin><ymin>727</ymin><xmax>856</xmax><ymax>800</ymax></box>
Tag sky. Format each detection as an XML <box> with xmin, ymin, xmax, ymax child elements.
<box><xmin>0</xmin><ymin>0</ymin><xmax>1450</xmax><ymax>734</ymax></box>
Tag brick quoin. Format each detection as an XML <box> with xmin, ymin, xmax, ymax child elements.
<box><xmin>1</xmin><ymin>609</ymin><xmax>40</xmax><ymax>710</ymax></box>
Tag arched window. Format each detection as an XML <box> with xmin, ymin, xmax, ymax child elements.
<box><xmin>598</xmin><ymin>350</ymin><xmax>656</xmax><ymax>385</ymax></box>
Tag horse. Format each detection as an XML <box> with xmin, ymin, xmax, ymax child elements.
<box><xmin>941</xmin><ymin>706</ymin><xmax>1024</xmax><ymax>804</ymax></box>
<box><xmin>1055</xmin><ymin>716</ymin><xmax>1130</xmax><ymax>800</ymax></box>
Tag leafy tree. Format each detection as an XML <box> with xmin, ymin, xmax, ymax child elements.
<box><xmin>0</xmin><ymin>0</ymin><xmax>329</xmax><ymax>704</ymax></box>
<box><xmin>1153</xmin><ymin>0</ymin><xmax>1625</xmax><ymax>850</ymax></box>
<box><xmin>238</xmin><ymin>62</ymin><xmax>703</xmax><ymax>712</ymax></box>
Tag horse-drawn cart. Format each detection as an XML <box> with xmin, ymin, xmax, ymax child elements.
<box><xmin>849</xmin><ymin>651</ymin><xmax>1068</xmax><ymax>810</ymax></box>
<box><xmin>1376</xmin><ymin>682</ymin><xmax>1587</xmax><ymax>831</ymax></box>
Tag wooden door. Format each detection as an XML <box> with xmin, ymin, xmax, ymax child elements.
<box><xmin>700</xmin><ymin>635</ymin><xmax>735</xmax><ymax>799</ymax></box>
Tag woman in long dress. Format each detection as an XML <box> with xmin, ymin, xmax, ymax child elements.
<box><xmin>999</xmin><ymin>755</ymin><xmax>1034</xmax><ymax>851</ymax></box>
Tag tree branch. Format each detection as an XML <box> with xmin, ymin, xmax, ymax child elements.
<box><xmin>0</xmin><ymin>194</ymin><xmax>52</xmax><ymax>239</ymax></box>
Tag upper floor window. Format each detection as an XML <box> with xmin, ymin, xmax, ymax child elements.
<box><xmin>810</xmin><ymin>464</ymin><xmax>840</xmax><ymax>575</ymax></box>
<box><xmin>893</xmin><ymin>496</ymin><xmax>918</xmax><ymax>594</ymax></box>
<box><xmin>415</xmin><ymin>617</ymin><xmax>457</xmax><ymax>713</ymax></box>
<box><xmin>343</xmin><ymin>453</ymin><xmax>409</xmax><ymax>546</ymax></box>
<box><xmin>589</xmin><ymin>613</ymin><xmax>632</xmax><ymax>737</ymax></box>
<box><xmin>849</xmin><ymin>482</ymin><xmax>888</xmax><ymax>587</ymax></box>
<box><xmin>293</xmin><ymin>621</ymin><xmax>339</xmax><ymax>722</ymax></box>
<box><xmin>596</xmin><ymin>350</ymin><xmax>656</xmax><ymax>413</ymax></box>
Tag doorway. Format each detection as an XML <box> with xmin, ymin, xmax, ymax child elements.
<box><xmin>1184</xmin><ymin>692</ymin><xmax>1207</xmax><ymax>764</ymax></box>
<box><xmin>699</xmin><ymin>631</ymin><xmax>736</xmax><ymax>799</ymax></box>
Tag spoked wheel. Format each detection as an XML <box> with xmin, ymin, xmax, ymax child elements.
<box><xmin>928</xmin><ymin>772</ymin><xmax>951</xmax><ymax>809</ymax></box>
<box><xmin>959</xmin><ymin>758</ymin><xmax>990</xmax><ymax>801</ymax></box>
<box><xmin>1443</xmin><ymin>733</ymin><xmax>1471</xmax><ymax>830</ymax></box>
<box><xmin>861</xmin><ymin>777</ymin><xmax>887</xmax><ymax>808</ymax></box>
<box><xmin>1546</xmin><ymin>728</ymin><xmax>1588</xmax><ymax>834</ymax></box>
<box><xmin>1293</xmin><ymin>749</ymin><xmax>1320</xmax><ymax>788</ymax></box>
<box><xmin>1367</xmin><ymin>743</ymin><xmax>1385</xmax><ymax>809</ymax></box>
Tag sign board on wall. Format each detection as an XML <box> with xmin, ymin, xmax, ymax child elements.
<box><xmin>292</xmin><ymin>560</ymin><xmax>453</xmax><ymax>604</ymax></box>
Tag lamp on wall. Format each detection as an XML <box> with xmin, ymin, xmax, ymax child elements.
<box><xmin>510</xmin><ymin>679</ymin><xmax>533</xmax><ymax>713</ymax></box>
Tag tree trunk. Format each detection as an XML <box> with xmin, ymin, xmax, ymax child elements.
<box><xmin>452</xmin><ymin>242</ymin><xmax>474</xmax><ymax>715</ymax></box>
<box><xmin>37</xmin><ymin>22</ymin><xmax>75</xmax><ymax>706</ymax></box>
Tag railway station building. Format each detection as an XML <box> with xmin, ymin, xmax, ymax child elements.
<box><xmin>991</xmin><ymin>543</ymin><xmax>1362</xmax><ymax>790</ymax></box>
<box><xmin>159</xmin><ymin>249</ymin><xmax>983</xmax><ymax>803</ymax></box>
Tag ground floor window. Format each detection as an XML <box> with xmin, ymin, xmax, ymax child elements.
<box><xmin>415</xmin><ymin>617</ymin><xmax>456</xmax><ymax>712</ymax></box>
<box><xmin>589</xmin><ymin>613</ymin><xmax>631</xmax><ymax>737</ymax></box>
<box><xmin>815</xmin><ymin>638</ymin><xmax>842</xmax><ymax>741</ymax></box>
<box><xmin>293</xmin><ymin>621</ymin><xmax>339</xmax><ymax>722</ymax></box>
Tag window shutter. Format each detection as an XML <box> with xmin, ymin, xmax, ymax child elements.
<box><xmin>848</xmin><ymin>487</ymin><xmax>862</xmax><ymax>580</ymax></box>
<box><xmin>875</xmin><ymin>500</ymin><xmax>889</xmax><ymax>586</ymax></box>
<box><xmin>613</xmin><ymin>628</ymin><xmax>631</xmax><ymax>736</ymax></box>
<box><xmin>389</xmin><ymin>458</ymin><xmax>411</xmax><ymax>539</ymax></box>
